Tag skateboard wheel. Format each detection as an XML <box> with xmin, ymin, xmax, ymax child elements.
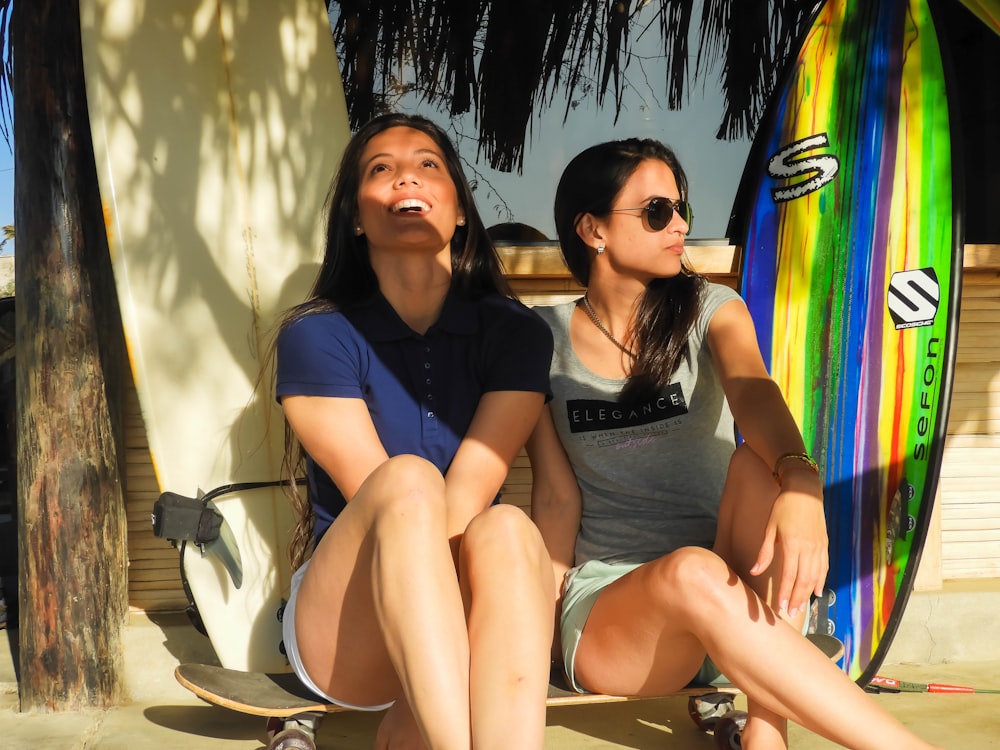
<box><xmin>266</xmin><ymin>714</ymin><xmax>320</xmax><ymax>750</ymax></box>
<box><xmin>688</xmin><ymin>692</ymin><xmax>736</xmax><ymax>731</ymax></box>
<box><xmin>267</xmin><ymin>727</ymin><xmax>316</xmax><ymax>750</ymax></box>
<box><xmin>713</xmin><ymin>710</ymin><xmax>747</xmax><ymax>750</ymax></box>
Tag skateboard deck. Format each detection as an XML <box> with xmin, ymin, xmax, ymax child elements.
<box><xmin>176</xmin><ymin>635</ymin><xmax>843</xmax><ymax>750</ymax></box>
<box><xmin>176</xmin><ymin>662</ymin><xmax>742</xmax><ymax>718</ymax></box>
<box><xmin>176</xmin><ymin>635</ymin><xmax>843</xmax><ymax>726</ymax></box>
<box><xmin>175</xmin><ymin>667</ymin><xmax>742</xmax><ymax>750</ymax></box>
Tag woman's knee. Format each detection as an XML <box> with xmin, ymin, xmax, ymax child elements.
<box><xmin>646</xmin><ymin>547</ymin><xmax>738</xmax><ymax>616</ymax></box>
<box><xmin>363</xmin><ymin>455</ymin><xmax>447</xmax><ymax>526</ymax></box>
<box><xmin>461</xmin><ymin>505</ymin><xmax>549</xmax><ymax>578</ymax></box>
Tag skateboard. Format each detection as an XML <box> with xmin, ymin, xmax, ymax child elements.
<box><xmin>176</xmin><ymin>633</ymin><xmax>844</xmax><ymax>750</ymax></box>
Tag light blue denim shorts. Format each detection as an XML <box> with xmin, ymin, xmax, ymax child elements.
<box><xmin>283</xmin><ymin>560</ymin><xmax>395</xmax><ymax>711</ymax></box>
<box><xmin>559</xmin><ymin>559</ymin><xmax>726</xmax><ymax>693</ymax></box>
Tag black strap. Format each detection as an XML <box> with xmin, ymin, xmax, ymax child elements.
<box><xmin>171</xmin><ymin>478</ymin><xmax>306</xmax><ymax>635</ymax></box>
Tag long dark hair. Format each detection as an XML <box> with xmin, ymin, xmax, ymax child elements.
<box><xmin>292</xmin><ymin>112</ymin><xmax>510</xmax><ymax>320</ymax></box>
<box><xmin>280</xmin><ymin>112</ymin><xmax>510</xmax><ymax>567</ymax></box>
<box><xmin>553</xmin><ymin>138</ymin><xmax>705</xmax><ymax>404</ymax></box>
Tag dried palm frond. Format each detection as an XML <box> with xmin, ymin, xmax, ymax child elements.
<box><xmin>326</xmin><ymin>0</ymin><xmax>816</xmax><ymax>171</ymax></box>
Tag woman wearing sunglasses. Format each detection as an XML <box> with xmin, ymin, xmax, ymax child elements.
<box><xmin>526</xmin><ymin>139</ymin><xmax>942</xmax><ymax>749</ymax></box>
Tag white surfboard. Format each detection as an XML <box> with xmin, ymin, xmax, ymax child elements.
<box><xmin>80</xmin><ymin>0</ymin><xmax>351</xmax><ymax>672</ymax></box>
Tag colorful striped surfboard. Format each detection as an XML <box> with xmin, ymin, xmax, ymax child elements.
<box><xmin>728</xmin><ymin>0</ymin><xmax>962</xmax><ymax>683</ymax></box>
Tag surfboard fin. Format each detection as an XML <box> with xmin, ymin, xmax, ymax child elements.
<box><xmin>199</xmin><ymin>497</ymin><xmax>244</xmax><ymax>590</ymax></box>
<box><xmin>151</xmin><ymin>490</ymin><xmax>244</xmax><ymax>589</ymax></box>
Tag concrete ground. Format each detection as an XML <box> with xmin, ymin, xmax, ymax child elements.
<box><xmin>1</xmin><ymin>579</ymin><xmax>998</xmax><ymax>749</ymax></box>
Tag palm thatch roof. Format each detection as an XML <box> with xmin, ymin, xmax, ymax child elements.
<box><xmin>328</xmin><ymin>0</ymin><xmax>817</xmax><ymax>171</ymax></box>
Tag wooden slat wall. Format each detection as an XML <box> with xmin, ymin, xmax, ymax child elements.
<box><xmin>124</xmin><ymin>243</ymin><xmax>999</xmax><ymax>611</ymax></box>
<box><xmin>125</xmin><ymin>383</ymin><xmax>188</xmax><ymax>611</ymax></box>
<box><xmin>937</xmin><ymin>245</ymin><xmax>1000</xmax><ymax>580</ymax></box>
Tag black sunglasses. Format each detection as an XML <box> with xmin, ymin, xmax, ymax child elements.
<box><xmin>608</xmin><ymin>197</ymin><xmax>693</xmax><ymax>232</ymax></box>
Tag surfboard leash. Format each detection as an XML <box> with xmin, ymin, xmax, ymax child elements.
<box><xmin>867</xmin><ymin>676</ymin><xmax>1000</xmax><ymax>694</ymax></box>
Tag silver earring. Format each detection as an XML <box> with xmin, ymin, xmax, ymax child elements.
<box><xmin>596</xmin><ymin>245</ymin><xmax>605</xmax><ymax>255</ymax></box>
<box><xmin>457</xmin><ymin>217</ymin><xmax>466</xmax><ymax>226</ymax></box>
<box><xmin>355</xmin><ymin>225</ymin><xmax>363</xmax><ymax>235</ymax></box>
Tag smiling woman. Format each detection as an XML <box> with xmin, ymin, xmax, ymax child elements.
<box><xmin>354</xmin><ymin>126</ymin><xmax>464</xmax><ymax>272</ymax></box>
<box><xmin>272</xmin><ymin>112</ymin><xmax>556</xmax><ymax>750</ymax></box>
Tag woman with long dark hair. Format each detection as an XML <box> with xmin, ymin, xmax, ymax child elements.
<box><xmin>275</xmin><ymin>113</ymin><xmax>554</xmax><ymax>749</ymax></box>
<box><xmin>528</xmin><ymin>138</ymin><xmax>942</xmax><ymax>749</ymax></box>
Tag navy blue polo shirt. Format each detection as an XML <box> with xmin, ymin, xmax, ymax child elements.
<box><xmin>276</xmin><ymin>288</ymin><xmax>553</xmax><ymax>543</ymax></box>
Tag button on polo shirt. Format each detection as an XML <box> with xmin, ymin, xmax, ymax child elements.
<box><xmin>349</xmin><ymin>292</ymin><xmax>482</xmax><ymax>454</ymax></box>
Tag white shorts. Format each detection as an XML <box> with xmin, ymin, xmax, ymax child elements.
<box><xmin>283</xmin><ymin>560</ymin><xmax>395</xmax><ymax>712</ymax></box>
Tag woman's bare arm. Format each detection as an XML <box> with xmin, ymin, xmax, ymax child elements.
<box><xmin>444</xmin><ymin>390</ymin><xmax>547</xmax><ymax>536</ymax></box>
<box><xmin>525</xmin><ymin>406</ymin><xmax>581</xmax><ymax>589</ymax></box>
<box><xmin>281</xmin><ymin>395</ymin><xmax>389</xmax><ymax>501</ymax></box>
<box><xmin>707</xmin><ymin>299</ymin><xmax>827</xmax><ymax>615</ymax></box>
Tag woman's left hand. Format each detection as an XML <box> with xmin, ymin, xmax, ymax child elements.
<box><xmin>751</xmin><ymin>468</ymin><xmax>828</xmax><ymax>619</ymax></box>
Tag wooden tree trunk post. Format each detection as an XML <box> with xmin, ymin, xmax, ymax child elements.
<box><xmin>12</xmin><ymin>0</ymin><xmax>130</xmax><ymax>711</ymax></box>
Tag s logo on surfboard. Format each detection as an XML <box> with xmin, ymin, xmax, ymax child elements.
<box><xmin>767</xmin><ymin>133</ymin><xmax>841</xmax><ymax>202</ymax></box>
<box><xmin>888</xmin><ymin>269</ymin><xmax>941</xmax><ymax>329</ymax></box>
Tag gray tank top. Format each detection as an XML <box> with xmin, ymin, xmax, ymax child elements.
<box><xmin>535</xmin><ymin>283</ymin><xmax>743</xmax><ymax>566</ymax></box>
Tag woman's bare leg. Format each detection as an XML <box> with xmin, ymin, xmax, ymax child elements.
<box><xmin>294</xmin><ymin>454</ymin><xmax>471</xmax><ymax>750</ymax></box>
<box><xmin>572</xmin><ymin>544</ymin><xmax>941</xmax><ymax>749</ymax></box>
<box><xmin>714</xmin><ymin>444</ymin><xmax>802</xmax><ymax>748</ymax></box>
<box><xmin>460</xmin><ymin>504</ymin><xmax>555</xmax><ymax>750</ymax></box>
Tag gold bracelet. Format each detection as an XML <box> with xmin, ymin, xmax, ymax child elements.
<box><xmin>772</xmin><ymin>452</ymin><xmax>819</xmax><ymax>484</ymax></box>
